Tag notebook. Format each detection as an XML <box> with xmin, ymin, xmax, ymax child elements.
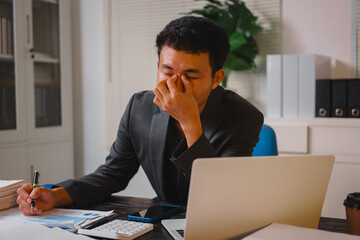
<box><xmin>162</xmin><ymin>155</ymin><xmax>334</xmax><ymax>240</ymax></box>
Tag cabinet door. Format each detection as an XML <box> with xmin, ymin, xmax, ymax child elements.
<box><xmin>0</xmin><ymin>0</ymin><xmax>27</xmax><ymax>143</ymax></box>
<box><xmin>0</xmin><ymin>146</ymin><xmax>28</xmax><ymax>181</ymax></box>
<box><xmin>26</xmin><ymin>0</ymin><xmax>72</xmax><ymax>141</ymax></box>
<box><xmin>27</xmin><ymin>141</ymin><xmax>74</xmax><ymax>184</ymax></box>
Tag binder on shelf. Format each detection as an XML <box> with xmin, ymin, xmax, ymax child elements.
<box><xmin>282</xmin><ymin>55</ymin><xmax>298</xmax><ymax>118</ymax></box>
<box><xmin>315</xmin><ymin>79</ymin><xmax>332</xmax><ymax>117</ymax></box>
<box><xmin>266</xmin><ymin>55</ymin><xmax>282</xmax><ymax>118</ymax></box>
<box><xmin>298</xmin><ymin>54</ymin><xmax>331</xmax><ymax>118</ymax></box>
<box><xmin>331</xmin><ymin>80</ymin><xmax>347</xmax><ymax>118</ymax></box>
<box><xmin>347</xmin><ymin>79</ymin><xmax>360</xmax><ymax>118</ymax></box>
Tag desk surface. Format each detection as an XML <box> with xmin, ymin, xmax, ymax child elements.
<box><xmin>82</xmin><ymin>195</ymin><xmax>348</xmax><ymax>239</ymax></box>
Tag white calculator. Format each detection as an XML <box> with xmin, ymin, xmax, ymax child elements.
<box><xmin>78</xmin><ymin>219</ymin><xmax>153</xmax><ymax>240</ymax></box>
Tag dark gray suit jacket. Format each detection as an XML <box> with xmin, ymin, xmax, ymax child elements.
<box><xmin>57</xmin><ymin>86</ymin><xmax>264</xmax><ymax>206</ymax></box>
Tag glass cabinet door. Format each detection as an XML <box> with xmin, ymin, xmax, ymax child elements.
<box><xmin>32</xmin><ymin>0</ymin><xmax>61</xmax><ymax>128</ymax></box>
<box><xmin>0</xmin><ymin>0</ymin><xmax>16</xmax><ymax>131</ymax></box>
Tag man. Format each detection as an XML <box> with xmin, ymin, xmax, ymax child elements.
<box><xmin>17</xmin><ymin>16</ymin><xmax>263</xmax><ymax>215</ymax></box>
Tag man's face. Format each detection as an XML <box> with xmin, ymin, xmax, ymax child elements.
<box><xmin>157</xmin><ymin>46</ymin><xmax>223</xmax><ymax>114</ymax></box>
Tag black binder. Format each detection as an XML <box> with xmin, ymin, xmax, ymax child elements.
<box><xmin>332</xmin><ymin>80</ymin><xmax>347</xmax><ymax>118</ymax></box>
<box><xmin>315</xmin><ymin>79</ymin><xmax>332</xmax><ymax>117</ymax></box>
<box><xmin>348</xmin><ymin>79</ymin><xmax>360</xmax><ymax>118</ymax></box>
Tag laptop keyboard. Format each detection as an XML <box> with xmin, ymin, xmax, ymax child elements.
<box><xmin>176</xmin><ymin>229</ymin><xmax>185</xmax><ymax>237</ymax></box>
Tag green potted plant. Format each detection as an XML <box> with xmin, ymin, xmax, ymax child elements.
<box><xmin>188</xmin><ymin>0</ymin><xmax>262</xmax><ymax>87</ymax></box>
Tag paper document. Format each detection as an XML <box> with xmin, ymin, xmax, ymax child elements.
<box><xmin>0</xmin><ymin>207</ymin><xmax>114</xmax><ymax>231</ymax></box>
<box><xmin>243</xmin><ymin>223</ymin><xmax>360</xmax><ymax>240</ymax></box>
<box><xmin>0</xmin><ymin>221</ymin><xmax>92</xmax><ymax>240</ymax></box>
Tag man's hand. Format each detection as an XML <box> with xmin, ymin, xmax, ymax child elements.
<box><xmin>17</xmin><ymin>184</ymin><xmax>73</xmax><ymax>216</ymax></box>
<box><xmin>153</xmin><ymin>74</ymin><xmax>203</xmax><ymax>147</ymax></box>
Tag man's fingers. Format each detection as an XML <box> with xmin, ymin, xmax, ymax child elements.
<box><xmin>181</xmin><ymin>75</ymin><xmax>192</xmax><ymax>94</ymax></box>
<box><xmin>29</xmin><ymin>187</ymin><xmax>42</xmax><ymax>199</ymax></box>
<box><xmin>19</xmin><ymin>204</ymin><xmax>41</xmax><ymax>216</ymax></box>
<box><xmin>153</xmin><ymin>96</ymin><xmax>163</xmax><ymax>109</ymax></box>
<box><xmin>17</xmin><ymin>184</ymin><xmax>32</xmax><ymax>199</ymax></box>
<box><xmin>17</xmin><ymin>194</ymin><xmax>30</xmax><ymax>208</ymax></box>
<box><xmin>19</xmin><ymin>205</ymin><xmax>34</xmax><ymax>216</ymax></box>
<box><xmin>156</xmin><ymin>80</ymin><xmax>171</xmax><ymax>96</ymax></box>
<box><xmin>167</xmin><ymin>74</ymin><xmax>180</xmax><ymax>93</ymax></box>
<box><xmin>153</xmin><ymin>88</ymin><xmax>164</xmax><ymax>104</ymax></box>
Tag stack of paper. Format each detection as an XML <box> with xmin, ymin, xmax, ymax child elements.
<box><xmin>0</xmin><ymin>179</ymin><xmax>23</xmax><ymax>210</ymax></box>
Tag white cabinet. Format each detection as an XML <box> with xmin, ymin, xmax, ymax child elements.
<box><xmin>0</xmin><ymin>0</ymin><xmax>73</xmax><ymax>184</ymax></box>
<box><xmin>265</xmin><ymin>118</ymin><xmax>360</xmax><ymax>219</ymax></box>
<box><xmin>0</xmin><ymin>146</ymin><xmax>28</xmax><ymax>180</ymax></box>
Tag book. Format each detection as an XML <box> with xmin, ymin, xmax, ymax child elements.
<box><xmin>7</xmin><ymin>19</ymin><xmax>12</xmax><ymax>55</ymax></box>
<box><xmin>1</xmin><ymin>17</ymin><xmax>7</xmax><ymax>55</ymax></box>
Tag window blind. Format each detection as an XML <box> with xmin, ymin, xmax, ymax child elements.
<box><xmin>226</xmin><ymin>0</ymin><xmax>282</xmax><ymax>115</ymax></box>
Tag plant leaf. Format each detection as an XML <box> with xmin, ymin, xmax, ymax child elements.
<box><xmin>229</xmin><ymin>32</ymin><xmax>247</xmax><ymax>51</ymax></box>
<box><xmin>187</xmin><ymin>0</ymin><xmax>262</xmax><ymax>83</ymax></box>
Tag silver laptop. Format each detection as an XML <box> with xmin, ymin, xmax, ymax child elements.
<box><xmin>162</xmin><ymin>155</ymin><xmax>334</xmax><ymax>240</ymax></box>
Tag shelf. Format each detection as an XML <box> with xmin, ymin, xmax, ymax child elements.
<box><xmin>33</xmin><ymin>52</ymin><xmax>59</xmax><ymax>64</ymax></box>
<box><xmin>0</xmin><ymin>54</ymin><xmax>14</xmax><ymax>62</ymax></box>
<box><xmin>34</xmin><ymin>58</ymin><xmax>59</xmax><ymax>64</ymax></box>
<box><xmin>38</xmin><ymin>0</ymin><xmax>58</xmax><ymax>5</ymax></box>
<box><xmin>265</xmin><ymin>117</ymin><xmax>360</xmax><ymax>128</ymax></box>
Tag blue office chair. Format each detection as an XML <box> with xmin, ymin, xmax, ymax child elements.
<box><xmin>43</xmin><ymin>184</ymin><xmax>54</xmax><ymax>189</ymax></box>
<box><xmin>252</xmin><ymin>124</ymin><xmax>278</xmax><ymax>156</ymax></box>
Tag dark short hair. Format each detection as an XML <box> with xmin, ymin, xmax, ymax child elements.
<box><xmin>156</xmin><ymin>16</ymin><xmax>230</xmax><ymax>77</ymax></box>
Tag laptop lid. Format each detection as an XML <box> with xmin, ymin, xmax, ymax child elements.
<box><xmin>184</xmin><ymin>155</ymin><xmax>334</xmax><ymax>240</ymax></box>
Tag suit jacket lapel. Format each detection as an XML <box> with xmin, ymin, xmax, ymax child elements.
<box><xmin>148</xmin><ymin>87</ymin><xmax>223</xmax><ymax>194</ymax></box>
<box><xmin>201</xmin><ymin>86</ymin><xmax>224</xmax><ymax>140</ymax></box>
<box><xmin>149</xmin><ymin>107</ymin><xmax>169</xmax><ymax>196</ymax></box>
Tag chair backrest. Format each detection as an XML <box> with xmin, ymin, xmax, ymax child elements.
<box><xmin>252</xmin><ymin>124</ymin><xmax>278</xmax><ymax>156</ymax></box>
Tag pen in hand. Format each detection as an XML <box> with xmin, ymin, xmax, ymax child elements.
<box><xmin>31</xmin><ymin>171</ymin><xmax>40</xmax><ymax>213</ymax></box>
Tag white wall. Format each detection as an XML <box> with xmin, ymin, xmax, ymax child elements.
<box><xmin>71</xmin><ymin>0</ymin><xmax>156</xmax><ymax>198</ymax></box>
<box><xmin>72</xmin><ymin>0</ymin><xmax>108</xmax><ymax>176</ymax></box>
<box><xmin>282</xmin><ymin>0</ymin><xmax>356</xmax><ymax>78</ymax></box>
